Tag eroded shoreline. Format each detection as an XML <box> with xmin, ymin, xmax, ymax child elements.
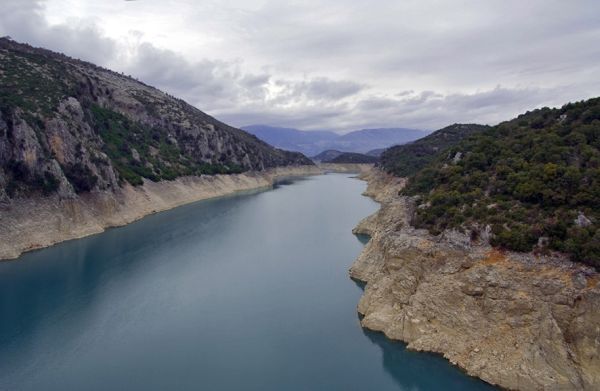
<box><xmin>350</xmin><ymin>168</ymin><xmax>600</xmax><ymax>390</ymax></box>
<box><xmin>0</xmin><ymin>166</ymin><xmax>326</xmax><ymax>260</ymax></box>
<box><xmin>0</xmin><ymin>163</ymin><xmax>374</xmax><ymax>261</ymax></box>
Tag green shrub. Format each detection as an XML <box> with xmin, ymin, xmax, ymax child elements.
<box><xmin>399</xmin><ymin>97</ymin><xmax>600</xmax><ymax>269</ymax></box>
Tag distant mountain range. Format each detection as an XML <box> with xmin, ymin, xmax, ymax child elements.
<box><xmin>242</xmin><ymin>125</ymin><xmax>429</xmax><ymax>156</ymax></box>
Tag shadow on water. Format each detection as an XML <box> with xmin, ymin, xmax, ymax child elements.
<box><xmin>350</xmin><ymin>276</ymin><xmax>367</xmax><ymax>290</ymax></box>
<box><xmin>350</xmin><ymin>247</ymin><xmax>495</xmax><ymax>390</ymax></box>
<box><xmin>360</xmin><ymin>327</ymin><xmax>496</xmax><ymax>390</ymax></box>
<box><xmin>354</xmin><ymin>233</ymin><xmax>371</xmax><ymax>245</ymax></box>
<box><xmin>273</xmin><ymin>175</ymin><xmax>313</xmax><ymax>188</ymax></box>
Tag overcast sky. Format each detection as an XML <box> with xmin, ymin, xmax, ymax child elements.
<box><xmin>1</xmin><ymin>0</ymin><xmax>599</xmax><ymax>132</ymax></box>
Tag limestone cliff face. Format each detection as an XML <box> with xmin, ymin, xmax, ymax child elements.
<box><xmin>0</xmin><ymin>165</ymin><xmax>322</xmax><ymax>260</ymax></box>
<box><xmin>351</xmin><ymin>169</ymin><xmax>600</xmax><ymax>390</ymax></box>
<box><xmin>0</xmin><ymin>38</ymin><xmax>312</xmax><ymax>202</ymax></box>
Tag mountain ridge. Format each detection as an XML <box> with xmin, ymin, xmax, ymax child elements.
<box><xmin>242</xmin><ymin>124</ymin><xmax>428</xmax><ymax>156</ymax></box>
<box><xmin>0</xmin><ymin>38</ymin><xmax>312</xmax><ymax>202</ymax></box>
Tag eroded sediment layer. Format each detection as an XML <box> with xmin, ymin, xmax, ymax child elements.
<box><xmin>0</xmin><ymin>165</ymin><xmax>321</xmax><ymax>260</ymax></box>
<box><xmin>350</xmin><ymin>168</ymin><xmax>600</xmax><ymax>390</ymax></box>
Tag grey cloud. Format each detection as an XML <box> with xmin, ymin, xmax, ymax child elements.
<box><xmin>121</xmin><ymin>42</ymin><xmax>363</xmax><ymax>113</ymax></box>
<box><xmin>121</xmin><ymin>43</ymin><xmax>241</xmax><ymax>110</ymax></box>
<box><xmin>0</xmin><ymin>0</ymin><xmax>598</xmax><ymax>133</ymax></box>
<box><xmin>0</xmin><ymin>0</ymin><xmax>116</xmax><ymax>66</ymax></box>
<box><xmin>299</xmin><ymin>78</ymin><xmax>364</xmax><ymax>100</ymax></box>
<box><xmin>220</xmin><ymin>84</ymin><xmax>589</xmax><ymax>132</ymax></box>
<box><xmin>233</xmin><ymin>0</ymin><xmax>600</xmax><ymax>90</ymax></box>
<box><xmin>271</xmin><ymin>77</ymin><xmax>364</xmax><ymax>105</ymax></box>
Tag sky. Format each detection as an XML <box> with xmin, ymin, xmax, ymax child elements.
<box><xmin>1</xmin><ymin>0</ymin><xmax>599</xmax><ymax>132</ymax></box>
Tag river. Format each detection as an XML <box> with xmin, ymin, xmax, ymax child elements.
<box><xmin>0</xmin><ymin>173</ymin><xmax>494</xmax><ymax>390</ymax></box>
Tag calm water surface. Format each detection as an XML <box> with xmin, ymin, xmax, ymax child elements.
<box><xmin>0</xmin><ymin>174</ymin><xmax>495</xmax><ymax>390</ymax></box>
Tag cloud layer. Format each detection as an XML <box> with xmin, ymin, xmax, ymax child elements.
<box><xmin>1</xmin><ymin>0</ymin><xmax>599</xmax><ymax>131</ymax></box>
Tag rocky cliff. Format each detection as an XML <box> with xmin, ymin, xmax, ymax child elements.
<box><xmin>0</xmin><ymin>38</ymin><xmax>312</xmax><ymax>202</ymax></box>
<box><xmin>0</xmin><ymin>38</ymin><xmax>319</xmax><ymax>259</ymax></box>
<box><xmin>351</xmin><ymin>168</ymin><xmax>600</xmax><ymax>390</ymax></box>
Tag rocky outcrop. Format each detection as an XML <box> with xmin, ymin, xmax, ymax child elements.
<box><xmin>0</xmin><ymin>165</ymin><xmax>321</xmax><ymax>260</ymax></box>
<box><xmin>350</xmin><ymin>168</ymin><xmax>600</xmax><ymax>390</ymax></box>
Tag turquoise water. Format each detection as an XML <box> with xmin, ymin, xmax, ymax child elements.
<box><xmin>0</xmin><ymin>174</ymin><xmax>495</xmax><ymax>390</ymax></box>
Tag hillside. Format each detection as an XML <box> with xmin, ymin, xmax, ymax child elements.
<box><xmin>243</xmin><ymin>124</ymin><xmax>428</xmax><ymax>155</ymax></box>
<box><xmin>312</xmin><ymin>149</ymin><xmax>378</xmax><ymax>164</ymax></box>
<box><xmin>328</xmin><ymin>152</ymin><xmax>378</xmax><ymax>164</ymax></box>
<box><xmin>0</xmin><ymin>39</ymin><xmax>312</xmax><ymax>201</ymax></box>
<box><xmin>401</xmin><ymin>98</ymin><xmax>600</xmax><ymax>267</ymax></box>
<box><xmin>311</xmin><ymin>149</ymin><xmax>343</xmax><ymax>162</ymax></box>
<box><xmin>366</xmin><ymin>148</ymin><xmax>385</xmax><ymax>157</ymax></box>
<box><xmin>379</xmin><ymin>124</ymin><xmax>490</xmax><ymax>177</ymax></box>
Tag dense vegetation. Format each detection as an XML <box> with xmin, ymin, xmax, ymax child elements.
<box><xmin>327</xmin><ymin>152</ymin><xmax>378</xmax><ymax>164</ymax></box>
<box><xmin>380</xmin><ymin>124</ymin><xmax>490</xmax><ymax>177</ymax></box>
<box><xmin>400</xmin><ymin>99</ymin><xmax>600</xmax><ymax>268</ymax></box>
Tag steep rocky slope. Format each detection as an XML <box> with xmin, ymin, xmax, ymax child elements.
<box><xmin>0</xmin><ymin>38</ymin><xmax>317</xmax><ymax>259</ymax></box>
<box><xmin>0</xmin><ymin>38</ymin><xmax>312</xmax><ymax>202</ymax></box>
<box><xmin>351</xmin><ymin>169</ymin><xmax>600</xmax><ymax>390</ymax></box>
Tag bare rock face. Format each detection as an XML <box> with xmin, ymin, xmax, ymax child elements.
<box><xmin>350</xmin><ymin>169</ymin><xmax>600</xmax><ymax>390</ymax></box>
<box><xmin>0</xmin><ymin>38</ymin><xmax>312</xmax><ymax>202</ymax></box>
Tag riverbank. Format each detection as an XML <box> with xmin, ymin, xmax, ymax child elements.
<box><xmin>0</xmin><ymin>165</ymin><xmax>322</xmax><ymax>260</ymax></box>
<box><xmin>350</xmin><ymin>168</ymin><xmax>600</xmax><ymax>390</ymax></box>
<box><xmin>318</xmin><ymin>163</ymin><xmax>373</xmax><ymax>173</ymax></box>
